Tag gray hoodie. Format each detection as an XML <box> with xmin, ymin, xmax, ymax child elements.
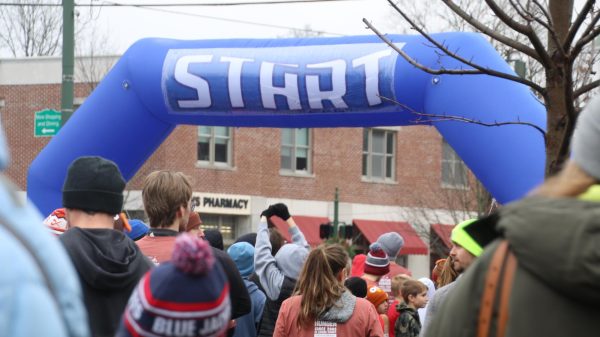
<box><xmin>254</xmin><ymin>220</ymin><xmax>309</xmax><ymax>300</ymax></box>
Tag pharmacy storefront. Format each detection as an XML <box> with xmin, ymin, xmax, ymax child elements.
<box><xmin>191</xmin><ymin>192</ymin><xmax>253</xmax><ymax>246</ymax></box>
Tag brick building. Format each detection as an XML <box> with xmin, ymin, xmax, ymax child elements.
<box><xmin>0</xmin><ymin>56</ymin><xmax>477</xmax><ymax>277</ymax></box>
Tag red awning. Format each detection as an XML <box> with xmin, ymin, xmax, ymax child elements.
<box><xmin>353</xmin><ymin>219</ymin><xmax>428</xmax><ymax>255</ymax></box>
<box><xmin>431</xmin><ymin>224</ymin><xmax>455</xmax><ymax>249</ymax></box>
<box><xmin>270</xmin><ymin>215</ymin><xmax>330</xmax><ymax>247</ymax></box>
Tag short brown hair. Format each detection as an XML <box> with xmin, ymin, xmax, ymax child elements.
<box><xmin>391</xmin><ymin>274</ymin><xmax>411</xmax><ymax>297</ymax></box>
<box><xmin>142</xmin><ymin>170</ymin><xmax>192</xmax><ymax>228</ymax></box>
<box><xmin>401</xmin><ymin>279</ymin><xmax>427</xmax><ymax>303</ymax></box>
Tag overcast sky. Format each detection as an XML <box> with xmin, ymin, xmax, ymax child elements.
<box><xmin>81</xmin><ymin>0</ymin><xmax>400</xmax><ymax>55</ymax></box>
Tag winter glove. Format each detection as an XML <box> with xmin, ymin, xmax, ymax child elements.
<box><xmin>271</xmin><ymin>203</ymin><xmax>290</xmax><ymax>220</ymax></box>
<box><xmin>260</xmin><ymin>205</ymin><xmax>275</xmax><ymax>219</ymax></box>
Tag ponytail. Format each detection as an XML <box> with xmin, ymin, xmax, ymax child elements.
<box><xmin>295</xmin><ymin>244</ymin><xmax>349</xmax><ymax>328</ymax></box>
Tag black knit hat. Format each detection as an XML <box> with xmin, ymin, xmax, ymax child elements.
<box><xmin>344</xmin><ymin>276</ymin><xmax>368</xmax><ymax>298</ymax></box>
<box><xmin>62</xmin><ymin>156</ymin><xmax>125</xmax><ymax>214</ymax></box>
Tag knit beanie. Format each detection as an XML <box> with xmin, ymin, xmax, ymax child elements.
<box><xmin>186</xmin><ymin>212</ymin><xmax>203</xmax><ymax>232</ymax></box>
<box><xmin>234</xmin><ymin>232</ymin><xmax>257</xmax><ymax>247</ymax></box>
<box><xmin>366</xmin><ymin>286</ymin><xmax>388</xmax><ymax>308</ymax></box>
<box><xmin>364</xmin><ymin>242</ymin><xmax>390</xmax><ymax>276</ymax></box>
<box><xmin>43</xmin><ymin>208</ymin><xmax>67</xmax><ymax>235</ymax></box>
<box><xmin>227</xmin><ymin>242</ymin><xmax>255</xmax><ymax>278</ymax></box>
<box><xmin>344</xmin><ymin>276</ymin><xmax>368</xmax><ymax>298</ymax></box>
<box><xmin>118</xmin><ymin>234</ymin><xmax>230</xmax><ymax>337</ymax></box>
<box><xmin>204</xmin><ymin>229</ymin><xmax>224</xmax><ymax>251</ymax></box>
<box><xmin>126</xmin><ymin>219</ymin><xmax>149</xmax><ymax>241</ymax></box>
<box><xmin>572</xmin><ymin>95</ymin><xmax>600</xmax><ymax>181</ymax></box>
<box><xmin>62</xmin><ymin>156</ymin><xmax>125</xmax><ymax>215</ymax></box>
<box><xmin>451</xmin><ymin>219</ymin><xmax>483</xmax><ymax>257</ymax></box>
<box><xmin>376</xmin><ymin>232</ymin><xmax>405</xmax><ymax>260</ymax></box>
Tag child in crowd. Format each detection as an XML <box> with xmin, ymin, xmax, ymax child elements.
<box><xmin>387</xmin><ymin>274</ymin><xmax>411</xmax><ymax>337</ymax></box>
<box><xmin>345</xmin><ymin>276</ymin><xmax>368</xmax><ymax>298</ymax></box>
<box><xmin>417</xmin><ymin>278</ymin><xmax>436</xmax><ymax>328</ymax></box>
<box><xmin>228</xmin><ymin>242</ymin><xmax>266</xmax><ymax>337</ymax></box>
<box><xmin>367</xmin><ymin>286</ymin><xmax>390</xmax><ymax>337</ymax></box>
<box><xmin>395</xmin><ymin>280</ymin><xmax>428</xmax><ymax>337</ymax></box>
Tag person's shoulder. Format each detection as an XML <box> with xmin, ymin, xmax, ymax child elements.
<box><xmin>355</xmin><ymin>297</ymin><xmax>376</xmax><ymax>311</ymax></box>
<box><xmin>434</xmin><ymin>281</ymin><xmax>456</xmax><ymax>296</ymax></box>
<box><xmin>283</xmin><ymin>295</ymin><xmax>302</xmax><ymax>305</ymax></box>
<box><xmin>280</xmin><ymin>294</ymin><xmax>301</xmax><ymax>312</ymax></box>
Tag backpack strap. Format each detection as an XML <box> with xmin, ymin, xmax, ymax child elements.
<box><xmin>477</xmin><ymin>240</ymin><xmax>517</xmax><ymax>337</ymax></box>
<box><xmin>496</xmin><ymin>247</ymin><xmax>517</xmax><ymax>337</ymax></box>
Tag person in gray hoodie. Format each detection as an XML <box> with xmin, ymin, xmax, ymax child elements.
<box><xmin>424</xmin><ymin>95</ymin><xmax>600</xmax><ymax>337</ymax></box>
<box><xmin>254</xmin><ymin>203</ymin><xmax>309</xmax><ymax>337</ymax></box>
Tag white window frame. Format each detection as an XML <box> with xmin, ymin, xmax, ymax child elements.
<box><xmin>441</xmin><ymin>139</ymin><xmax>469</xmax><ymax>189</ymax></box>
<box><xmin>362</xmin><ymin>128</ymin><xmax>396</xmax><ymax>182</ymax></box>
<box><xmin>197</xmin><ymin>126</ymin><xmax>233</xmax><ymax>168</ymax></box>
<box><xmin>280</xmin><ymin>128</ymin><xmax>312</xmax><ymax>175</ymax></box>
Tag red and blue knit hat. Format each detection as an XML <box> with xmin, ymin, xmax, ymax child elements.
<box><xmin>118</xmin><ymin>234</ymin><xmax>231</xmax><ymax>337</ymax></box>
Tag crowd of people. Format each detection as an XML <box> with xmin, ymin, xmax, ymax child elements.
<box><xmin>4</xmin><ymin>86</ymin><xmax>600</xmax><ymax>337</ymax></box>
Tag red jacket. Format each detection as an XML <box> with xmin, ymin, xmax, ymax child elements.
<box><xmin>135</xmin><ymin>234</ymin><xmax>175</xmax><ymax>264</ymax></box>
<box><xmin>387</xmin><ymin>299</ymin><xmax>401</xmax><ymax>337</ymax></box>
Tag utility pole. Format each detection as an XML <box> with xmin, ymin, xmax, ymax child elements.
<box><xmin>333</xmin><ymin>187</ymin><xmax>339</xmax><ymax>238</ymax></box>
<box><xmin>61</xmin><ymin>0</ymin><xmax>75</xmax><ymax>126</ymax></box>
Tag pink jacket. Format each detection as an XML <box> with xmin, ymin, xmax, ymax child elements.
<box><xmin>274</xmin><ymin>292</ymin><xmax>384</xmax><ymax>337</ymax></box>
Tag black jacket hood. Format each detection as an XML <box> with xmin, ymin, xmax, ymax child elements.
<box><xmin>60</xmin><ymin>227</ymin><xmax>151</xmax><ymax>290</ymax></box>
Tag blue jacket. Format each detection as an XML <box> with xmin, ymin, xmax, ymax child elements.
<box><xmin>233</xmin><ymin>279</ymin><xmax>266</xmax><ymax>337</ymax></box>
<box><xmin>0</xmin><ymin>178</ymin><xmax>89</xmax><ymax>337</ymax></box>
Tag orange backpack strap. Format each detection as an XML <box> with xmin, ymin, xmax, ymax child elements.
<box><xmin>477</xmin><ymin>240</ymin><xmax>517</xmax><ymax>337</ymax></box>
<box><xmin>496</xmin><ymin>247</ymin><xmax>517</xmax><ymax>337</ymax></box>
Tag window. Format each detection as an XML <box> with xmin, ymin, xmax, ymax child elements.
<box><xmin>197</xmin><ymin>126</ymin><xmax>232</xmax><ymax>167</ymax></box>
<box><xmin>442</xmin><ymin>139</ymin><xmax>468</xmax><ymax>188</ymax></box>
<box><xmin>200</xmin><ymin>214</ymin><xmax>236</xmax><ymax>247</ymax></box>
<box><xmin>281</xmin><ymin>128</ymin><xmax>311</xmax><ymax>173</ymax></box>
<box><xmin>362</xmin><ymin>128</ymin><xmax>396</xmax><ymax>181</ymax></box>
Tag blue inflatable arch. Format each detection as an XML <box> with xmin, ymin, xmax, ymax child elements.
<box><xmin>28</xmin><ymin>33</ymin><xmax>546</xmax><ymax>216</ymax></box>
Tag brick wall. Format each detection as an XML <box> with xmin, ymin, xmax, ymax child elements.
<box><xmin>0</xmin><ymin>82</ymin><xmax>474</xmax><ymax>210</ymax></box>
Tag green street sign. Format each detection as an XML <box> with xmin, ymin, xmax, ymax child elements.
<box><xmin>34</xmin><ymin>109</ymin><xmax>62</xmax><ymax>137</ymax></box>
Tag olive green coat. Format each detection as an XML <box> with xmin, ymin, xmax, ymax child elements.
<box><xmin>424</xmin><ymin>197</ymin><xmax>600</xmax><ymax>337</ymax></box>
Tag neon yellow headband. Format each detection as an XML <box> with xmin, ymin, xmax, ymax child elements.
<box><xmin>450</xmin><ymin>219</ymin><xmax>483</xmax><ymax>257</ymax></box>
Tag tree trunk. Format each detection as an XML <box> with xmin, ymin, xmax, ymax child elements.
<box><xmin>545</xmin><ymin>0</ymin><xmax>575</xmax><ymax>175</ymax></box>
<box><xmin>545</xmin><ymin>85</ymin><xmax>571</xmax><ymax>174</ymax></box>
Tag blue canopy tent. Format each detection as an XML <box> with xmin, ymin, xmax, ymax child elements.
<box><xmin>27</xmin><ymin>33</ymin><xmax>546</xmax><ymax>216</ymax></box>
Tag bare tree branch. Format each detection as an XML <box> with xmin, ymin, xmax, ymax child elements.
<box><xmin>379</xmin><ymin>95</ymin><xmax>547</xmax><ymax>141</ymax></box>
<box><xmin>574</xmin><ymin>79</ymin><xmax>600</xmax><ymax>99</ymax></box>
<box><xmin>485</xmin><ymin>0</ymin><xmax>554</xmax><ymax>68</ymax></box>
<box><xmin>508</xmin><ymin>0</ymin><xmax>533</xmax><ymax>22</ymax></box>
<box><xmin>440</xmin><ymin>0</ymin><xmax>541</xmax><ymax>61</ymax></box>
<box><xmin>485</xmin><ymin>0</ymin><xmax>531</xmax><ymax>33</ymax></box>
<box><xmin>564</xmin><ymin>0</ymin><xmax>596</xmax><ymax>50</ymax></box>
<box><xmin>572</xmin><ymin>24</ymin><xmax>600</xmax><ymax>59</ymax></box>
<box><xmin>362</xmin><ymin>17</ymin><xmax>546</xmax><ymax>95</ymax></box>
<box><xmin>530</xmin><ymin>0</ymin><xmax>567</xmax><ymax>60</ymax></box>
